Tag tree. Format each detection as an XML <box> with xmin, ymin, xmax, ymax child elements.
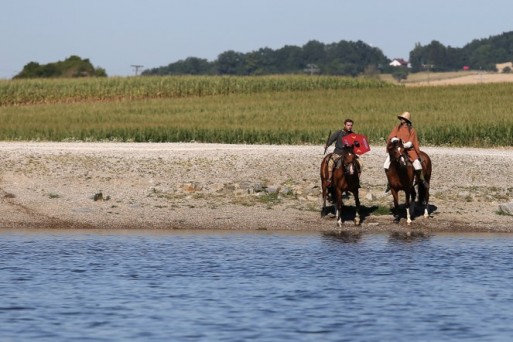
<box><xmin>302</xmin><ymin>40</ymin><xmax>326</xmax><ymax>65</ymax></box>
<box><xmin>391</xmin><ymin>68</ymin><xmax>409</xmax><ymax>82</ymax></box>
<box><xmin>14</xmin><ymin>55</ymin><xmax>107</xmax><ymax>79</ymax></box>
<box><xmin>216</xmin><ymin>50</ymin><xmax>246</xmax><ymax>75</ymax></box>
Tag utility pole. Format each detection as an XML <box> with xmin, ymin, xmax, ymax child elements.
<box><xmin>131</xmin><ymin>65</ymin><xmax>143</xmax><ymax>76</ymax></box>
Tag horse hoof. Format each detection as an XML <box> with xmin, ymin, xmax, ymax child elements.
<box><xmin>337</xmin><ymin>221</ymin><xmax>342</xmax><ymax>227</ymax></box>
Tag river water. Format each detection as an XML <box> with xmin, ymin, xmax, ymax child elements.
<box><xmin>1</xmin><ymin>229</ymin><xmax>513</xmax><ymax>341</ymax></box>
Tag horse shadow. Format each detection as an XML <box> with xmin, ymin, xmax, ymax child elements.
<box><xmin>390</xmin><ymin>203</ymin><xmax>438</xmax><ymax>220</ymax></box>
<box><xmin>321</xmin><ymin>203</ymin><xmax>377</xmax><ymax>223</ymax></box>
<box><xmin>321</xmin><ymin>202</ymin><xmax>438</xmax><ymax>222</ymax></box>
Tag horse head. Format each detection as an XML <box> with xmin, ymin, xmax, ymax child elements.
<box><xmin>340</xmin><ymin>144</ymin><xmax>357</xmax><ymax>175</ymax></box>
<box><xmin>387</xmin><ymin>138</ymin><xmax>408</xmax><ymax>168</ymax></box>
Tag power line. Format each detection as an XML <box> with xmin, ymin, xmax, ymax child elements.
<box><xmin>130</xmin><ymin>65</ymin><xmax>144</xmax><ymax>76</ymax></box>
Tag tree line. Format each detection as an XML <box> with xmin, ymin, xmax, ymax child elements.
<box><xmin>410</xmin><ymin>31</ymin><xmax>513</xmax><ymax>72</ymax></box>
<box><xmin>142</xmin><ymin>40</ymin><xmax>391</xmax><ymax>77</ymax></box>
<box><xmin>12</xmin><ymin>31</ymin><xmax>513</xmax><ymax>79</ymax></box>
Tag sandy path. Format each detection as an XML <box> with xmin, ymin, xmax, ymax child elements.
<box><xmin>1</xmin><ymin>142</ymin><xmax>512</xmax><ymax>233</ymax></box>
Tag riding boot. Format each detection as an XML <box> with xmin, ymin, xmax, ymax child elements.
<box><xmin>416</xmin><ymin>170</ymin><xmax>429</xmax><ymax>189</ymax></box>
<box><xmin>384</xmin><ymin>169</ymin><xmax>391</xmax><ymax>193</ymax></box>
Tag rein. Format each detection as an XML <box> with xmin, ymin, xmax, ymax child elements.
<box><xmin>389</xmin><ymin>144</ymin><xmax>411</xmax><ymax>169</ymax></box>
<box><xmin>335</xmin><ymin>151</ymin><xmax>357</xmax><ymax>175</ymax></box>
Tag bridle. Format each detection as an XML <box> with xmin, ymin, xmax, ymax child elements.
<box><xmin>341</xmin><ymin>148</ymin><xmax>357</xmax><ymax>175</ymax></box>
<box><xmin>389</xmin><ymin>141</ymin><xmax>410</xmax><ymax>169</ymax></box>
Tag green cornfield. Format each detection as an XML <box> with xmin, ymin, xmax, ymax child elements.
<box><xmin>0</xmin><ymin>75</ymin><xmax>512</xmax><ymax>146</ymax></box>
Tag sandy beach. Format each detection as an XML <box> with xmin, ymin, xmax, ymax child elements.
<box><xmin>1</xmin><ymin>142</ymin><xmax>512</xmax><ymax>232</ymax></box>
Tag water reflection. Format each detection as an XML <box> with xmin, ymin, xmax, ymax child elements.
<box><xmin>388</xmin><ymin>230</ymin><xmax>431</xmax><ymax>243</ymax></box>
<box><xmin>322</xmin><ymin>230</ymin><xmax>362</xmax><ymax>243</ymax></box>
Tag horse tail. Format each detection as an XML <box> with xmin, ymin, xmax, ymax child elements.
<box><xmin>417</xmin><ymin>150</ymin><xmax>431</xmax><ymax>204</ymax></box>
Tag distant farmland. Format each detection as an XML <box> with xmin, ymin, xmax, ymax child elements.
<box><xmin>0</xmin><ymin>75</ymin><xmax>512</xmax><ymax>146</ymax></box>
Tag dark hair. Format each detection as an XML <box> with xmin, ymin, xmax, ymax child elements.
<box><xmin>344</xmin><ymin>119</ymin><xmax>353</xmax><ymax>124</ymax></box>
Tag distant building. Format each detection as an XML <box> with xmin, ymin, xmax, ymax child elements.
<box><xmin>389</xmin><ymin>58</ymin><xmax>408</xmax><ymax>67</ymax></box>
<box><xmin>496</xmin><ymin>62</ymin><xmax>513</xmax><ymax>73</ymax></box>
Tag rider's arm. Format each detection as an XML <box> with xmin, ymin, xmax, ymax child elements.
<box><xmin>325</xmin><ymin>130</ymin><xmax>340</xmax><ymax>148</ymax></box>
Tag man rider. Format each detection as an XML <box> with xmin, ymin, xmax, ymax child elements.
<box><xmin>383</xmin><ymin>111</ymin><xmax>429</xmax><ymax>192</ymax></box>
<box><xmin>324</xmin><ymin>119</ymin><xmax>361</xmax><ymax>188</ymax></box>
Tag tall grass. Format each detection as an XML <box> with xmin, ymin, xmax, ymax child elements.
<box><xmin>0</xmin><ymin>76</ymin><xmax>512</xmax><ymax>146</ymax></box>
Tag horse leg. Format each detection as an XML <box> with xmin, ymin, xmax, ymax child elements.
<box><xmin>391</xmin><ymin>189</ymin><xmax>400</xmax><ymax>223</ymax></box>
<box><xmin>321</xmin><ymin>183</ymin><xmax>328</xmax><ymax>217</ymax></box>
<box><xmin>405</xmin><ymin>190</ymin><xmax>412</xmax><ymax>225</ymax></box>
<box><xmin>423</xmin><ymin>185</ymin><xmax>430</xmax><ymax>218</ymax></box>
<box><xmin>336</xmin><ymin>189</ymin><xmax>344</xmax><ymax>227</ymax></box>
<box><xmin>353</xmin><ymin>190</ymin><xmax>361</xmax><ymax>226</ymax></box>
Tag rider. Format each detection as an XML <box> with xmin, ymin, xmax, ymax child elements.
<box><xmin>383</xmin><ymin>111</ymin><xmax>429</xmax><ymax>192</ymax></box>
<box><xmin>324</xmin><ymin>118</ymin><xmax>361</xmax><ymax>188</ymax></box>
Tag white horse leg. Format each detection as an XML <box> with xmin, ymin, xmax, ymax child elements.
<box><xmin>336</xmin><ymin>200</ymin><xmax>343</xmax><ymax>227</ymax></box>
<box><xmin>424</xmin><ymin>206</ymin><xmax>429</xmax><ymax>218</ymax></box>
<box><xmin>406</xmin><ymin>206</ymin><xmax>412</xmax><ymax>225</ymax></box>
<box><xmin>354</xmin><ymin>212</ymin><xmax>360</xmax><ymax>226</ymax></box>
<box><xmin>354</xmin><ymin>192</ymin><xmax>361</xmax><ymax>226</ymax></box>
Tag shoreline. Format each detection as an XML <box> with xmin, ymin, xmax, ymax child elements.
<box><xmin>1</xmin><ymin>142</ymin><xmax>512</xmax><ymax>233</ymax></box>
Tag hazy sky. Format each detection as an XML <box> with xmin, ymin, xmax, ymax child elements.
<box><xmin>1</xmin><ymin>0</ymin><xmax>511</xmax><ymax>78</ymax></box>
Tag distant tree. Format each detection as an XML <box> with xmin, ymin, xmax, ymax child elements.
<box><xmin>391</xmin><ymin>68</ymin><xmax>409</xmax><ymax>82</ymax></box>
<box><xmin>142</xmin><ymin>57</ymin><xmax>214</xmax><ymax>75</ymax></box>
<box><xmin>245</xmin><ymin>48</ymin><xmax>278</xmax><ymax>75</ymax></box>
<box><xmin>94</xmin><ymin>67</ymin><xmax>108</xmax><ymax>77</ymax></box>
<box><xmin>275</xmin><ymin>45</ymin><xmax>305</xmax><ymax>73</ymax></box>
<box><xmin>14</xmin><ymin>55</ymin><xmax>107</xmax><ymax>79</ymax></box>
<box><xmin>217</xmin><ymin>50</ymin><xmax>246</xmax><ymax>75</ymax></box>
<box><xmin>302</xmin><ymin>40</ymin><xmax>327</xmax><ymax>65</ymax></box>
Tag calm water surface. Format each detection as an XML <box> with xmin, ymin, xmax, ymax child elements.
<box><xmin>1</xmin><ymin>229</ymin><xmax>513</xmax><ymax>341</ymax></box>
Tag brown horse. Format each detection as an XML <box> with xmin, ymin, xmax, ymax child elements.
<box><xmin>386</xmin><ymin>139</ymin><xmax>432</xmax><ymax>224</ymax></box>
<box><xmin>320</xmin><ymin>145</ymin><xmax>361</xmax><ymax>226</ymax></box>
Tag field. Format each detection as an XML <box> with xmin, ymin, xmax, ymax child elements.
<box><xmin>1</xmin><ymin>75</ymin><xmax>512</xmax><ymax>146</ymax></box>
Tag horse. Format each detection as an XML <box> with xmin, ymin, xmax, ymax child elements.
<box><xmin>386</xmin><ymin>139</ymin><xmax>432</xmax><ymax>224</ymax></box>
<box><xmin>320</xmin><ymin>145</ymin><xmax>361</xmax><ymax>226</ymax></box>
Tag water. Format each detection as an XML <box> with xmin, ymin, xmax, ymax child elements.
<box><xmin>2</xmin><ymin>229</ymin><xmax>513</xmax><ymax>341</ymax></box>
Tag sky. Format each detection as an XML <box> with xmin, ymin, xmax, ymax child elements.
<box><xmin>1</xmin><ymin>0</ymin><xmax>512</xmax><ymax>79</ymax></box>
